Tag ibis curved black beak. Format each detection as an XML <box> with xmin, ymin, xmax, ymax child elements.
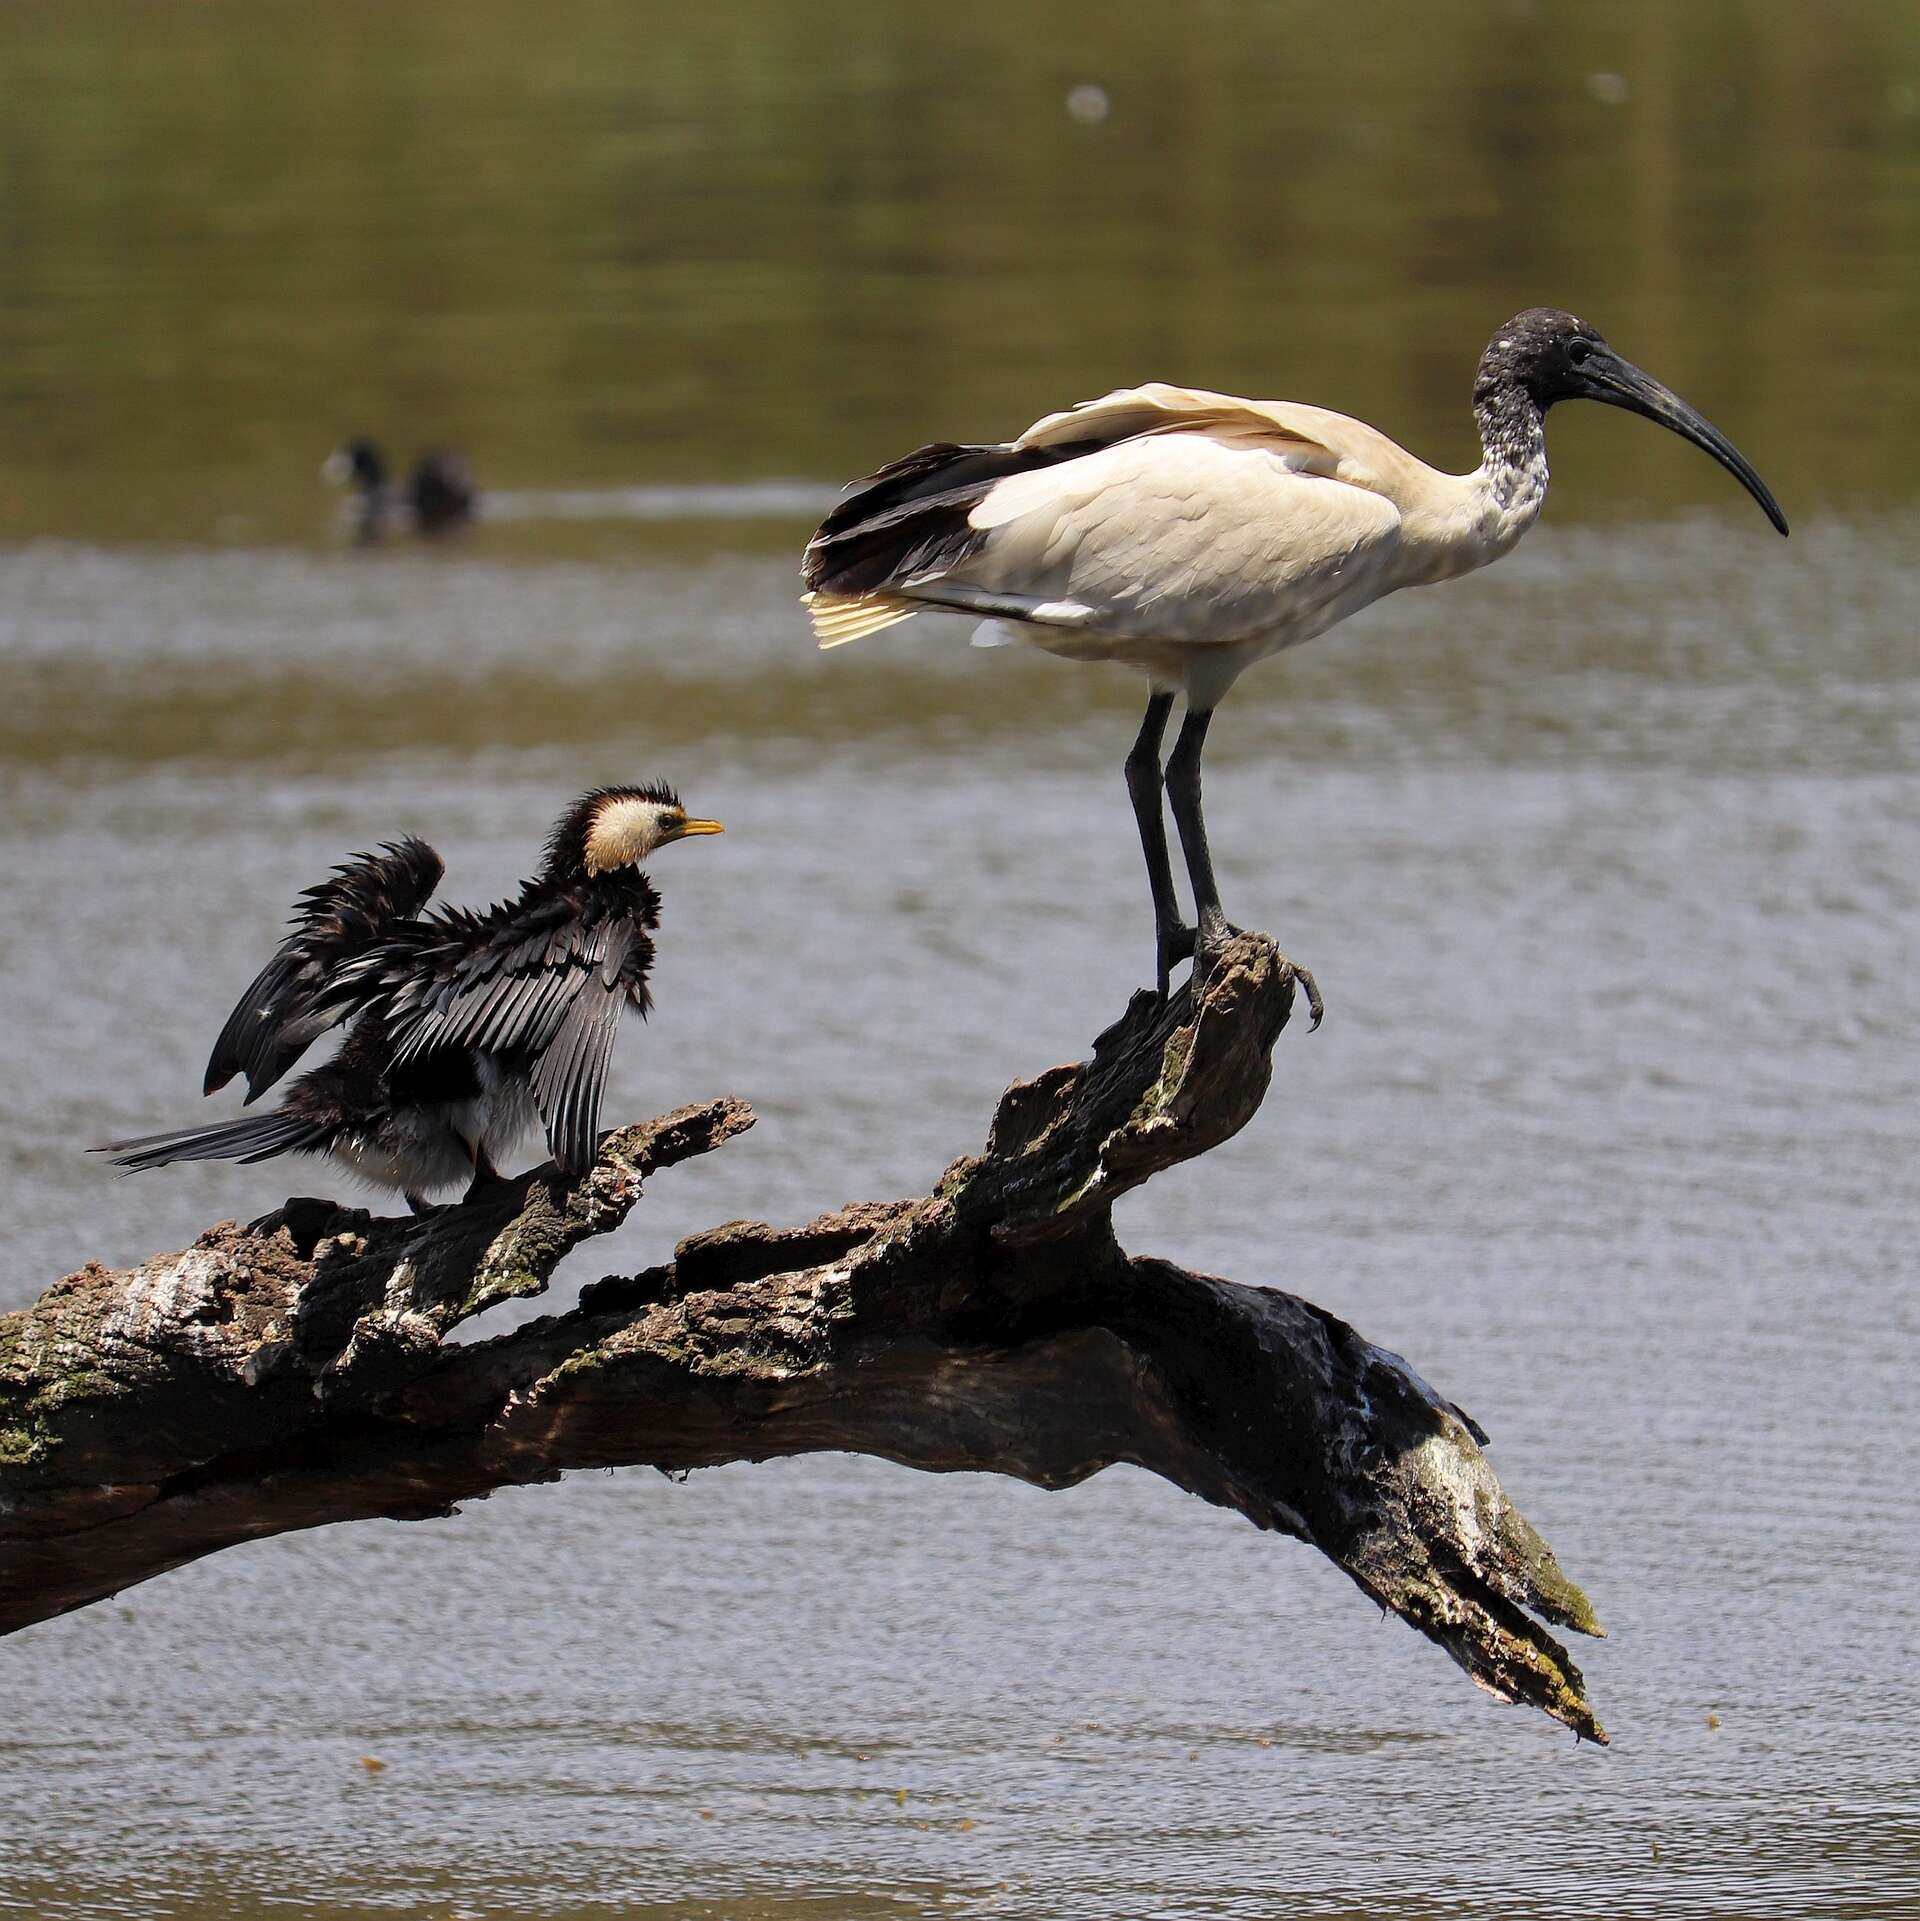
<box><xmin>1576</xmin><ymin>351</ymin><xmax>1789</xmax><ymax>536</ymax></box>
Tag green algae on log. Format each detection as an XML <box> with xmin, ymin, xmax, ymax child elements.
<box><xmin>0</xmin><ymin>935</ymin><xmax>1606</xmax><ymax>1742</ymax></box>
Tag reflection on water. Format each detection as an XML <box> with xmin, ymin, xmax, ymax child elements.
<box><xmin>2</xmin><ymin>518</ymin><xmax>1914</xmax><ymax>778</ymax></box>
<box><xmin>2</xmin><ymin>2</ymin><xmax>1918</xmax><ymax>1916</ymax></box>
<box><xmin>2</xmin><ymin>0</ymin><xmax>1920</xmax><ymax>545</ymax></box>
<box><xmin>485</xmin><ymin>483</ymin><xmax>838</xmax><ymax>524</ymax></box>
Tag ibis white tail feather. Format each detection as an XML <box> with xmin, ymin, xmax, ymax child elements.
<box><xmin>804</xmin><ymin>590</ymin><xmax>921</xmax><ymax>649</ymax></box>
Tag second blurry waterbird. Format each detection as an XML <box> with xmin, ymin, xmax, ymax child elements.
<box><xmin>803</xmin><ymin>309</ymin><xmax>1788</xmax><ymax>1009</ymax></box>
<box><xmin>324</xmin><ymin>436</ymin><xmax>477</xmax><ymax>542</ymax></box>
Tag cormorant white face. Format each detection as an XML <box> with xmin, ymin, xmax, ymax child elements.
<box><xmin>583</xmin><ymin>796</ymin><xmax>724</xmax><ymax>873</ymax></box>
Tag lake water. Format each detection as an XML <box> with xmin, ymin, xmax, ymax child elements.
<box><xmin>2</xmin><ymin>4</ymin><xmax>1917</xmax><ymax>1917</ymax></box>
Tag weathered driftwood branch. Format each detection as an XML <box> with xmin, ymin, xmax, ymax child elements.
<box><xmin>0</xmin><ymin>937</ymin><xmax>1605</xmax><ymax>1740</ymax></box>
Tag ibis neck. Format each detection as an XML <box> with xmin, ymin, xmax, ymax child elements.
<box><xmin>1454</xmin><ymin>377</ymin><xmax>1549</xmax><ymax>560</ymax></box>
<box><xmin>1472</xmin><ymin>379</ymin><xmax>1549</xmax><ymax>510</ymax></box>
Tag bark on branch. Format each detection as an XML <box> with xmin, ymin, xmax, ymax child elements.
<box><xmin>0</xmin><ymin>937</ymin><xmax>1605</xmax><ymax>1740</ymax></box>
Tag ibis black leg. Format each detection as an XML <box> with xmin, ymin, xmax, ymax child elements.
<box><xmin>1164</xmin><ymin>708</ymin><xmax>1228</xmax><ymax>943</ymax></box>
<box><xmin>1165</xmin><ymin>705</ymin><xmax>1324</xmax><ymax>1027</ymax></box>
<box><xmin>1125</xmin><ymin>692</ymin><xmax>1196</xmax><ymax>997</ymax></box>
<box><xmin>405</xmin><ymin>1190</ymin><xmax>433</xmax><ymax>1216</ymax></box>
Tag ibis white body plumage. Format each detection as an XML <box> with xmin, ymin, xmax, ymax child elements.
<box><xmin>813</xmin><ymin>386</ymin><xmax>1548</xmax><ymax>710</ymax></box>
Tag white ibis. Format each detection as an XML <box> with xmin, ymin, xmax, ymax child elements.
<box><xmin>801</xmin><ymin>309</ymin><xmax>1787</xmax><ymax>1014</ymax></box>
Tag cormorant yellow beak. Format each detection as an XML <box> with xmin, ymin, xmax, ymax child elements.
<box><xmin>671</xmin><ymin>818</ymin><xmax>726</xmax><ymax>840</ymax></box>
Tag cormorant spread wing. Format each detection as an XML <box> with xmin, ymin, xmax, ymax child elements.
<box><xmin>205</xmin><ymin>837</ymin><xmax>445</xmax><ymax>1104</ymax></box>
<box><xmin>329</xmin><ymin>886</ymin><xmax>655</xmax><ymax>1177</ymax></box>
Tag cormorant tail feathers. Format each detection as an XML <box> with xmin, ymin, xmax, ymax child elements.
<box><xmin>97</xmin><ymin>1109</ymin><xmax>332</xmax><ymax>1172</ymax></box>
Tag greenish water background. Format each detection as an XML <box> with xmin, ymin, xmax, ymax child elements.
<box><xmin>2</xmin><ymin>5</ymin><xmax>1917</xmax><ymax>1919</ymax></box>
<box><xmin>3</xmin><ymin>0</ymin><xmax>1920</xmax><ymax>545</ymax></box>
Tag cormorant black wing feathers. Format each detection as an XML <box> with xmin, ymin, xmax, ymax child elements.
<box><xmin>205</xmin><ymin>837</ymin><xmax>444</xmax><ymax>1103</ymax></box>
<box><xmin>338</xmin><ymin>890</ymin><xmax>653</xmax><ymax>1177</ymax></box>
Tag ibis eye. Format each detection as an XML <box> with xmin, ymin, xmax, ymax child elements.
<box><xmin>1567</xmin><ymin>338</ymin><xmax>1594</xmax><ymax>366</ymax></box>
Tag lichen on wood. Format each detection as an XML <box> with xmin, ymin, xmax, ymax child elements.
<box><xmin>0</xmin><ymin>936</ymin><xmax>1606</xmax><ymax>1741</ymax></box>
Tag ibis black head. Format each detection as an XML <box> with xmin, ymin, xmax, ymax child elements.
<box><xmin>324</xmin><ymin>436</ymin><xmax>388</xmax><ymax>491</ymax></box>
<box><xmin>546</xmin><ymin>782</ymin><xmax>725</xmax><ymax>881</ymax></box>
<box><xmin>1479</xmin><ymin>309</ymin><xmax>1788</xmax><ymax>536</ymax></box>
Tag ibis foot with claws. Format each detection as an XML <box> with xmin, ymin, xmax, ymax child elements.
<box><xmin>1186</xmin><ymin>911</ymin><xmax>1324</xmax><ymax>1029</ymax></box>
<box><xmin>1277</xmin><ymin>951</ymin><xmax>1324</xmax><ymax>1029</ymax></box>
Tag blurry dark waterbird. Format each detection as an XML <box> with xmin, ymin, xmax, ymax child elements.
<box><xmin>323</xmin><ymin>436</ymin><xmax>477</xmax><ymax>541</ymax></box>
<box><xmin>98</xmin><ymin>786</ymin><xmax>724</xmax><ymax>1207</ymax></box>
<box><xmin>802</xmin><ymin>309</ymin><xmax>1788</xmax><ymax>1008</ymax></box>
